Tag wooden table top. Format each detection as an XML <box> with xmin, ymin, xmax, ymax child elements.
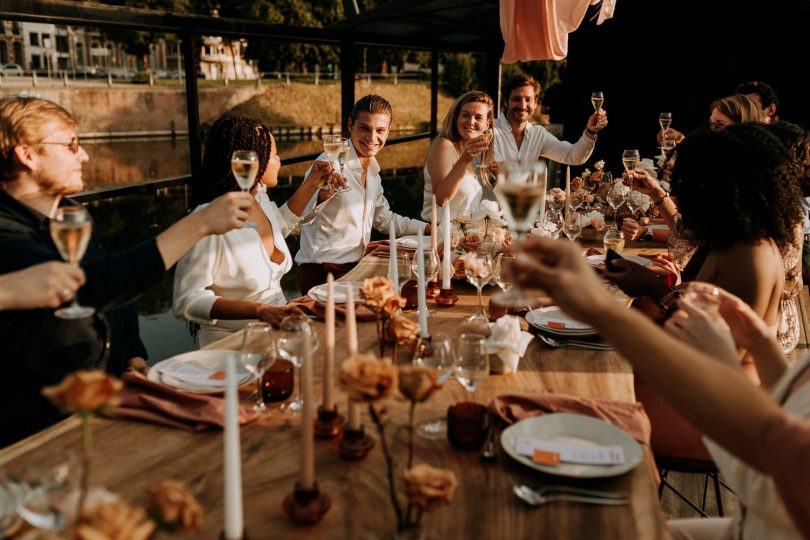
<box><xmin>0</xmin><ymin>241</ymin><xmax>672</xmax><ymax>540</ymax></box>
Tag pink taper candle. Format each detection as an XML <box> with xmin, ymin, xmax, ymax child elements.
<box><xmin>442</xmin><ymin>203</ymin><xmax>451</xmax><ymax>289</ymax></box>
<box><xmin>345</xmin><ymin>285</ymin><xmax>361</xmax><ymax>430</ymax></box>
<box><xmin>223</xmin><ymin>353</ymin><xmax>243</xmax><ymax>539</ymax></box>
<box><xmin>430</xmin><ymin>195</ymin><xmax>437</xmax><ymax>254</ymax></box>
<box><xmin>323</xmin><ymin>273</ymin><xmax>335</xmax><ymax>409</ymax></box>
<box><xmin>300</xmin><ymin>320</ymin><xmax>315</xmax><ymax>489</ymax></box>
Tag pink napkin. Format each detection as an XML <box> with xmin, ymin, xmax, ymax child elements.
<box><xmin>286</xmin><ymin>296</ymin><xmax>377</xmax><ymax>322</ymax></box>
<box><xmin>491</xmin><ymin>393</ymin><xmax>651</xmax><ymax>444</ymax></box>
<box><xmin>105</xmin><ymin>371</ymin><xmax>260</xmax><ymax>431</ymax></box>
<box><xmin>363</xmin><ymin>240</ymin><xmax>417</xmax><ymax>258</ymax></box>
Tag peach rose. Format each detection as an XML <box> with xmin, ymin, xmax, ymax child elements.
<box><xmin>460</xmin><ymin>233</ymin><xmax>482</xmax><ymax>253</ymax></box>
<box><xmin>340</xmin><ymin>353</ymin><xmax>397</xmax><ymax>401</ymax></box>
<box><xmin>458</xmin><ymin>252</ymin><xmax>489</xmax><ymax>279</ymax></box>
<box><xmin>42</xmin><ymin>370</ymin><xmax>122</xmax><ymax>414</ymax></box>
<box><xmin>490</xmin><ymin>227</ymin><xmax>511</xmax><ymax>246</ymax></box>
<box><xmin>387</xmin><ymin>314</ymin><xmax>419</xmax><ymax>344</ymax></box>
<box><xmin>591</xmin><ymin>216</ymin><xmax>605</xmax><ymax>231</ymax></box>
<box><xmin>450</xmin><ymin>227</ymin><xmax>464</xmax><ymax>250</ymax></box>
<box><xmin>594</xmin><ymin>159</ymin><xmax>605</xmax><ymax>171</ymax></box>
<box><xmin>397</xmin><ymin>365</ymin><xmax>440</xmax><ymax>403</ymax></box>
<box><xmin>451</xmin><ymin>257</ymin><xmax>466</xmax><ymax>280</ymax></box>
<box><xmin>381</xmin><ymin>294</ymin><xmax>407</xmax><ymax>316</ymax></box>
<box><xmin>148</xmin><ymin>480</ymin><xmax>203</xmax><ymax>532</ymax></box>
<box><xmin>402</xmin><ymin>464</ymin><xmax>458</xmax><ymax>510</ymax></box>
<box><xmin>590</xmin><ymin>170</ymin><xmax>604</xmax><ymax>183</ymax></box>
<box><xmin>549</xmin><ymin>187</ymin><xmax>566</xmax><ymax>201</ymax></box>
<box><xmin>361</xmin><ymin>277</ymin><xmax>396</xmax><ymax>310</ymax></box>
<box><xmin>571</xmin><ymin>177</ymin><xmax>584</xmax><ymax>191</ymax></box>
<box><xmin>76</xmin><ymin>500</ymin><xmax>155</xmax><ymax>540</ymax></box>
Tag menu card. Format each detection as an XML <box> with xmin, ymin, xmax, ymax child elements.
<box><xmin>515</xmin><ymin>437</ymin><xmax>625</xmax><ymax>466</ymax></box>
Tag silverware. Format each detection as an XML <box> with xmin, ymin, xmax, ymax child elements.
<box><xmin>481</xmin><ymin>414</ymin><xmax>497</xmax><ymax>462</ymax></box>
<box><xmin>510</xmin><ymin>480</ymin><xmax>629</xmax><ymax>507</ymax></box>
<box><xmin>537</xmin><ymin>334</ymin><xmax>613</xmax><ymax>351</ymax></box>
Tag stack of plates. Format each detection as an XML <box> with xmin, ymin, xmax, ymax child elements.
<box><xmin>307</xmin><ymin>281</ymin><xmax>364</xmax><ymax>303</ymax></box>
<box><xmin>396</xmin><ymin>235</ymin><xmax>432</xmax><ymax>249</ymax></box>
<box><xmin>525</xmin><ymin>306</ymin><xmax>597</xmax><ymax>337</ymax></box>
<box><xmin>148</xmin><ymin>349</ymin><xmax>252</xmax><ymax>394</ymax></box>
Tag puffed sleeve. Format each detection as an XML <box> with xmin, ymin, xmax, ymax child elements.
<box><xmin>172</xmin><ymin>231</ymin><xmax>222</xmax><ymax>324</ymax></box>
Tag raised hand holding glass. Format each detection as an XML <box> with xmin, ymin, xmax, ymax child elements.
<box><xmin>50</xmin><ymin>206</ymin><xmax>94</xmax><ymax>319</ymax></box>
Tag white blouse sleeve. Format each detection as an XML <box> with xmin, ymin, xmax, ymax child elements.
<box><xmin>172</xmin><ymin>232</ymin><xmax>222</xmax><ymax>324</ymax></box>
<box><xmin>276</xmin><ymin>202</ymin><xmax>301</xmax><ymax>238</ymax></box>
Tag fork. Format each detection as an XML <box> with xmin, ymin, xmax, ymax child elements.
<box><xmin>512</xmin><ymin>483</ymin><xmax>630</xmax><ymax>506</ymax></box>
<box><xmin>536</xmin><ymin>334</ymin><xmax>614</xmax><ymax>351</ymax></box>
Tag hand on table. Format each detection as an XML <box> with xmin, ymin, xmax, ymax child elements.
<box><xmin>621</xmin><ymin>218</ymin><xmax>645</xmax><ymax>241</ymax></box>
<box><xmin>257</xmin><ymin>304</ymin><xmax>306</xmax><ymax>328</ymax></box>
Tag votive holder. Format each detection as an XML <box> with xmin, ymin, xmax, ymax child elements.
<box><xmin>335</xmin><ymin>425</ymin><xmax>375</xmax><ymax>459</ymax></box>
<box><xmin>435</xmin><ymin>288</ymin><xmax>458</xmax><ymax>307</ymax></box>
<box><xmin>282</xmin><ymin>481</ymin><xmax>331</xmax><ymax>525</ymax></box>
<box><xmin>314</xmin><ymin>405</ymin><xmax>344</xmax><ymax>439</ymax></box>
<box><xmin>447</xmin><ymin>402</ymin><xmax>490</xmax><ymax>449</ymax></box>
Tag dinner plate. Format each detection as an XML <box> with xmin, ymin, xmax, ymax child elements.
<box><xmin>586</xmin><ymin>254</ymin><xmax>652</xmax><ymax>269</ymax></box>
<box><xmin>525</xmin><ymin>307</ymin><xmax>597</xmax><ymax>336</ymax></box>
<box><xmin>396</xmin><ymin>235</ymin><xmax>432</xmax><ymax>249</ymax></box>
<box><xmin>148</xmin><ymin>349</ymin><xmax>253</xmax><ymax>394</ymax></box>
<box><xmin>501</xmin><ymin>413</ymin><xmax>643</xmax><ymax>478</ymax></box>
<box><xmin>307</xmin><ymin>281</ymin><xmax>364</xmax><ymax>303</ymax></box>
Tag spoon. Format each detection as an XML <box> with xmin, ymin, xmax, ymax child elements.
<box><xmin>481</xmin><ymin>413</ymin><xmax>497</xmax><ymax>462</ymax></box>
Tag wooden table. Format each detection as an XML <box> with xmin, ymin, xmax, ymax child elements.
<box><xmin>0</xmin><ymin>242</ymin><xmax>672</xmax><ymax>540</ymax></box>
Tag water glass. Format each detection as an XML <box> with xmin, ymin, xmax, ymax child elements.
<box><xmin>606</xmin><ymin>181</ymin><xmax>627</xmax><ymax>228</ymax></box>
<box><xmin>563</xmin><ymin>213</ymin><xmax>582</xmax><ymax>242</ymax></box>
<box><xmin>278</xmin><ymin>314</ymin><xmax>320</xmax><ymax>415</ymax></box>
<box><xmin>413</xmin><ymin>333</ymin><xmax>455</xmax><ymax>439</ymax></box>
<box><xmin>13</xmin><ymin>452</ymin><xmax>78</xmax><ymax>532</ymax></box>
<box><xmin>240</xmin><ymin>322</ymin><xmax>277</xmax><ymax>411</ymax></box>
<box><xmin>454</xmin><ymin>333</ymin><xmax>489</xmax><ymax>397</ymax></box>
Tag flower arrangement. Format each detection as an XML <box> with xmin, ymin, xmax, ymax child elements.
<box><xmin>360</xmin><ymin>277</ymin><xmax>418</xmax><ymax>358</ymax></box>
<box><xmin>340</xmin><ymin>356</ymin><xmax>457</xmax><ymax>536</ymax></box>
<box><xmin>39</xmin><ymin>370</ymin><xmax>203</xmax><ymax>538</ymax></box>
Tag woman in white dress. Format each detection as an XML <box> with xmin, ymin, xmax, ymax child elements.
<box><xmin>421</xmin><ymin>91</ymin><xmax>494</xmax><ymax>222</ymax></box>
<box><xmin>173</xmin><ymin>114</ymin><xmax>338</xmax><ymax>346</ymax></box>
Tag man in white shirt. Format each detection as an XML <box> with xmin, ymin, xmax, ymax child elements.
<box><xmin>492</xmin><ymin>74</ymin><xmax>607</xmax><ymax>171</ymax></box>
<box><xmin>296</xmin><ymin>94</ymin><xmax>428</xmax><ymax>294</ymax></box>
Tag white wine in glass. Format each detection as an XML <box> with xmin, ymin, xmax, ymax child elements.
<box><xmin>622</xmin><ymin>149</ymin><xmax>640</xmax><ymax>173</ymax></box>
<box><xmin>659</xmin><ymin>112</ymin><xmax>673</xmax><ymax>134</ymax></box>
<box><xmin>591</xmin><ymin>91</ymin><xmax>604</xmax><ymax>111</ymax></box>
<box><xmin>323</xmin><ymin>134</ymin><xmax>342</xmax><ymax>163</ymax></box>
<box><xmin>50</xmin><ymin>206</ymin><xmax>94</xmax><ymax>319</ymax></box>
<box><xmin>602</xmin><ymin>227</ymin><xmax>625</xmax><ymax>254</ymax></box>
<box><xmin>231</xmin><ymin>149</ymin><xmax>258</xmax><ymax>228</ymax></box>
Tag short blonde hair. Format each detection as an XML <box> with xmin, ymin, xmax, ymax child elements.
<box><xmin>710</xmin><ymin>94</ymin><xmax>763</xmax><ymax>125</ymax></box>
<box><xmin>0</xmin><ymin>96</ymin><xmax>76</xmax><ymax>182</ymax></box>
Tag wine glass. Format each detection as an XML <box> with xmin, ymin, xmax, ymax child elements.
<box><xmin>563</xmin><ymin>212</ymin><xmax>582</xmax><ymax>242</ymax></box>
<box><xmin>602</xmin><ymin>227</ymin><xmax>625</xmax><ymax>254</ymax></box>
<box><xmin>547</xmin><ymin>189</ymin><xmax>565</xmax><ymax>217</ymax></box>
<box><xmin>591</xmin><ymin>91</ymin><xmax>604</xmax><ymax>112</ymax></box>
<box><xmin>625</xmin><ymin>189</ymin><xmax>646</xmax><ymax>219</ymax></box>
<box><xmin>239</xmin><ymin>322</ymin><xmax>277</xmax><ymax>412</ymax></box>
<box><xmin>231</xmin><ymin>149</ymin><xmax>258</xmax><ymax>228</ymax></box>
<box><xmin>606</xmin><ymin>180</ymin><xmax>627</xmax><ymax>229</ymax></box>
<box><xmin>454</xmin><ymin>333</ymin><xmax>489</xmax><ymax>399</ymax></box>
<box><xmin>569</xmin><ymin>189</ymin><xmax>586</xmax><ymax>213</ymax></box>
<box><xmin>622</xmin><ymin>149</ymin><xmax>640</xmax><ymax>174</ymax></box>
<box><xmin>49</xmin><ymin>206</ymin><xmax>94</xmax><ymax>319</ymax></box>
<box><xmin>395</xmin><ymin>252</ymin><xmax>411</xmax><ymax>293</ymax></box>
<box><xmin>491</xmin><ymin>252</ymin><xmax>516</xmax><ymax>292</ymax></box>
<box><xmin>329</xmin><ymin>138</ymin><xmax>353</xmax><ymax>193</ymax></box>
<box><xmin>413</xmin><ymin>333</ymin><xmax>455</xmax><ymax>439</ymax></box>
<box><xmin>12</xmin><ymin>452</ymin><xmax>78</xmax><ymax>532</ymax></box>
<box><xmin>463</xmin><ymin>252</ymin><xmax>492</xmax><ymax>325</ymax></box>
<box><xmin>473</xmin><ymin>128</ymin><xmax>494</xmax><ymax>185</ymax></box>
<box><xmin>411</xmin><ymin>248</ymin><xmax>439</xmax><ymax>315</ymax></box>
<box><xmin>659</xmin><ymin>112</ymin><xmax>672</xmax><ymax>139</ymax></box>
<box><xmin>278</xmin><ymin>314</ymin><xmax>320</xmax><ymax>415</ymax></box>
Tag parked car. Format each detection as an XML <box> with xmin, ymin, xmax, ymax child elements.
<box><xmin>2</xmin><ymin>64</ymin><xmax>24</xmax><ymax>76</ymax></box>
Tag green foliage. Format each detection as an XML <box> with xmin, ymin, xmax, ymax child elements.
<box><xmin>441</xmin><ymin>53</ymin><xmax>476</xmax><ymax>98</ymax></box>
<box><xmin>500</xmin><ymin>60</ymin><xmax>562</xmax><ymax>95</ymax></box>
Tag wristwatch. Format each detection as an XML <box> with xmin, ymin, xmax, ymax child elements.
<box><xmin>653</xmin><ymin>190</ymin><xmax>670</xmax><ymax>204</ymax></box>
<box><xmin>641</xmin><ymin>227</ymin><xmax>654</xmax><ymax>241</ymax></box>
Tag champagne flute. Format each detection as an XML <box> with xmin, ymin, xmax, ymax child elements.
<box><xmin>602</xmin><ymin>227</ymin><xmax>625</xmax><ymax>254</ymax></box>
<box><xmin>413</xmin><ymin>333</ymin><xmax>455</xmax><ymax>439</ymax></box>
<box><xmin>563</xmin><ymin>212</ymin><xmax>582</xmax><ymax>242</ymax></box>
<box><xmin>239</xmin><ymin>322</ymin><xmax>277</xmax><ymax>412</ymax></box>
<box><xmin>454</xmin><ymin>333</ymin><xmax>489</xmax><ymax>399</ymax></box>
<box><xmin>622</xmin><ymin>149</ymin><xmax>640</xmax><ymax>173</ymax></box>
<box><xmin>473</xmin><ymin>128</ymin><xmax>494</xmax><ymax>185</ymax></box>
<box><xmin>320</xmin><ymin>135</ymin><xmax>345</xmax><ymax>193</ymax></box>
<box><xmin>606</xmin><ymin>180</ymin><xmax>627</xmax><ymax>229</ymax></box>
<box><xmin>279</xmin><ymin>314</ymin><xmax>320</xmax><ymax>415</ymax></box>
<box><xmin>591</xmin><ymin>91</ymin><xmax>604</xmax><ymax>112</ymax></box>
<box><xmin>231</xmin><ymin>149</ymin><xmax>258</xmax><ymax>228</ymax></box>
<box><xmin>682</xmin><ymin>283</ymin><xmax>721</xmax><ymax>318</ymax></box>
<box><xmin>49</xmin><ymin>206</ymin><xmax>94</xmax><ymax>319</ymax></box>
<box><xmin>659</xmin><ymin>112</ymin><xmax>673</xmax><ymax>139</ymax></box>
<box><xmin>332</xmin><ymin>138</ymin><xmax>353</xmax><ymax>193</ymax></box>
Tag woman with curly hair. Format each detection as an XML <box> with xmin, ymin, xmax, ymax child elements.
<box><xmin>421</xmin><ymin>91</ymin><xmax>494</xmax><ymax>221</ymax></box>
<box><xmin>173</xmin><ymin>114</ymin><xmax>339</xmax><ymax>346</ymax></box>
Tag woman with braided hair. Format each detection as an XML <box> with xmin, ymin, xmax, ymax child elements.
<box><xmin>173</xmin><ymin>114</ymin><xmax>341</xmax><ymax>346</ymax></box>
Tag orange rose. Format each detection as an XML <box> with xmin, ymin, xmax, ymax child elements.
<box><xmin>42</xmin><ymin>370</ymin><xmax>122</xmax><ymax>414</ymax></box>
<box><xmin>360</xmin><ymin>277</ymin><xmax>396</xmax><ymax>310</ymax></box>
<box><xmin>340</xmin><ymin>353</ymin><xmax>397</xmax><ymax>401</ymax></box>
<box><xmin>460</xmin><ymin>233</ymin><xmax>482</xmax><ymax>253</ymax></box>
<box><xmin>571</xmin><ymin>177</ymin><xmax>584</xmax><ymax>191</ymax></box>
<box><xmin>451</xmin><ymin>257</ymin><xmax>466</xmax><ymax>280</ymax></box>
<box><xmin>381</xmin><ymin>294</ymin><xmax>407</xmax><ymax>316</ymax></box>
<box><xmin>398</xmin><ymin>365</ymin><xmax>440</xmax><ymax>402</ymax></box>
<box><xmin>402</xmin><ymin>464</ymin><xmax>458</xmax><ymax>510</ymax></box>
<box><xmin>76</xmin><ymin>499</ymin><xmax>155</xmax><ymax>540</ymax></box>
<box><xmin>148</xmin><ymin>480</ymin><xmax>203</xmax><ymax>532</ymax></box>
<box><xmin>387</xmin><ymin>314</ymin><xmax>419</xmax><ymax>344</ymax></box>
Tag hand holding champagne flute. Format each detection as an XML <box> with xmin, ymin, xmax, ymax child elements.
<box><xmin>591</xmin><ymin>91</ymin><xmax>604</xmax><ymax>112</ymax></box>
<box><xmin>49</xmin><ymin>206</ymin><xmax>94</xmax><ymax>319</ymax></box>
<box><xmin>231</xmin><ymin>149</ymin><xmax>259</xmax><ymax>228</ymax></box>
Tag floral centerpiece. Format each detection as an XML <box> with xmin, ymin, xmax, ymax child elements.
<box><xmin>360</xmin><ymin>277</ymin><xmax>419</xmax><ymax>358</ymax></box>
<box><xmin>340</xmin><ymin>355</ymin><xmax>457</xmax><ymax>537</ymax></box>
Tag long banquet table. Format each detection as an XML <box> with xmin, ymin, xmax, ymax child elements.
<box><xmin>0</xmin><ymin>242</ymin><xmax>672</xmax><ymax>540</ymax></box>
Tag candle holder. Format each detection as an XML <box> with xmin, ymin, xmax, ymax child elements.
<box><xmin>427</xmin><ymin>279</ymin><xmax>441</xmax><ymax>299</ymax></box>
<box><xmin>282</xmin><ymin>481</ymin><xmax>331</xmax><ymax>525</ymax></box>
<box><xmin>335</xmin><ymin>425</ymin><xmax>375</xmax><ymax>459</ymax></box>
<box><xmin>314</xmin><ymin>405</ymin><xmax>344</xmax><ymax>439</ymax></box>
<box><xmin>435</xmin><ymin>287</ymin><xmax>458</xmax><ymax>307</ymax></box>
<box><xmin>219</xmin><ymin>529</ymin><xmax>248</xmax><ymax>539</ymax></box>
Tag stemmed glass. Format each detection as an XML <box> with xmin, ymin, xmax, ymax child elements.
<box><xmin>591</xmin><ymin>91</ymin><xmax>605</xmax><ymax>112</ymax></box>
<box><xmin>606</xmin><ymin>180</ymin><xmax>627</xmax><ymax>229</ymax></box>
<box><xmin>547</xmin><ymin>189</ymin><xmax>565</xmax><ymax>218</ymax></box>
<box><xmin>622</xmin><ymin>149</ymin><xmax>640</xmax><ymax>174</ymax></box>
<box><xmin>659</xmin><ymin>112</ymin><xmax>672</xmax><ymax>140</ymax></box>
<box><xmin>329</xmin><ymin>137</ymin><xmax>352</xmax><ymax>193</ymax></box>
<box><xmin>625</xmin><ymin>189</ymin><xmax>646</xmax><ymax>220</ymax></box>
<box><xmin>569</xmin><ymin>189</ymin><xmax>586</xmax><ymax>214</ymax></box>
<box><xmin>464</xmin><ymin>252</ymin><xmax>493</xmax><ymax>325</ymax></box>
<box><xmin>413</xmin><ymin>333</ymin><xmax>455</xmax><ymax>439</ymax></box>
<box><xmin>231</xmin><ymin>149</ymin><xmax>258</xmax><ymax>228</ymax></box>
<box><xmin>239</xmin><ymin>322</ymin><xmax>277</xmax><ymax>412</ymax></box>
<box><xmin>49</xmin><ymin>206</ymin><xmax>94</xmax><ymax>319</ymax></box>
<box><xmin>563</xmin><ymin>213</ymin><xmax>582</xmax><ymax>242</ymax></box>
<box><xmin>395</xmin><ymin>252</ymin><xmax>411</xmax><ymax>294</ymax></box>
<box><xmin>491</xmin><ymin>253</ymin><xmax>516</xmax><ymax>293</ymax></box>
<box><xmin>455</xmin><ymin>333</ymin><xmax>489</xmax><ymax>399</ymax></box>
<box><xmin>278</xmin><ymin>314</ymin><xmax>320</xmax><ymax>415</ymax></box>
<box><xmin>602</xmin><ymin>227</ymin><xmax>625</xmax><ymax>254</ymax></box>
<box><xmin>473</xmin><ymin>128</ymin><xmax>494</xmax><ymax>185</ymax></box>
<box><xmin>12</xmin><ymin>452</ymin><xmax>78</xmax><ymax>533</ymax></box>
<box><xmin>320</xmin><ymin>135</ymin><xmax>351</xmax><ymax>193</ymax></box>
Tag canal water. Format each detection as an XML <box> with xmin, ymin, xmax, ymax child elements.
<box><xmin>84</xmin><ymin>136</ymin><xmax>430</xmax><ymax>361</ymax></box>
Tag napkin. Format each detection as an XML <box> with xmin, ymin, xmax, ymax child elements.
<box><xmin>485</xmin><ymin>316</ymin><xmax>534</xmax><ymax>374</ymax></box>
<box><xmin>106</xmin><ymin>371</ymin><xmax>260</xmax><ymax>431</ymax></box>
<box><xmin>491</xmin><ymin>393</ymin><xmax>651</xmax><ymax>444</ymax></box>
<box><xmin>363</xmin><ymin>240</ymin><xmax>417</xmax><ymax>258</ymax></box>
<box><xmin>286</xmin><ymin>296</ymin><xmax>377</xmax><ymax>322</ymax></box>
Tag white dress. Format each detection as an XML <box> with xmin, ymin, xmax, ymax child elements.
<box><xmin>173</xmin><ymin>185</ymin><xmax>298</xmax><ymax>347</ymax></box>
<box><xmin>420</xmin><ymin>149</ymin><xmax>483</xmax><ymax>221</ymax></box>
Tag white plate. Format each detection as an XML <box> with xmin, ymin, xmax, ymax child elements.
<box><xmin>525</xmin><ymin>307</ymin><xmax>596</xmax><ymax>336</ymax></box>
<box><xmin>586</xmin><ymin>254</ymin><xmax>652</xmax><ymax>269</ymax></box>
<box><xmin>501</xmin><ymin>413</ymin><xmax>643</xmax><ymax>478</ymax></box>
<box><xmin>148</xmin><ymin>349</ymin><xmax>252</xmax><ymax>394</ymax></box>
<box><xmin>307</xmin><ymin>281</ymin><xmax>364</xmax><ymax>303</ymax></box>
<box><xmin>396</xmin><ymin>235</ymin><xmax>432</xmax><ymax>249</ymax></box>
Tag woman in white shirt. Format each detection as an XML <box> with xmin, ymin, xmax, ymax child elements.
<box><xmin>421</xmin><ymin>91</ymin><xmax>494</xmax><ymax>222</ymax></box>
<box><xmin>173</xmin><ymin>114</ymin><xmax>338</xmax><ymax>346</ymax></box>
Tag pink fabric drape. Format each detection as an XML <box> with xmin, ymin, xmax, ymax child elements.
<box><xmin>500</xmin><ymin>0</ymin><xmax>616</xmax><ymax>63</ymax></box>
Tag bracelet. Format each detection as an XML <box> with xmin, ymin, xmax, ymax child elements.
<box><xmin>659</xmin><ymin>287</ymin><xmax>684</xmax><ymax>319</ymax></box>
<box><xmin>653</xmin><ymin>191</ymin><xmax>670</xmax><ymax>205</ymax></box>
<box><xmin>586</xmin><ymin>128</ymin><xmax>598</xmax><ymax>137</ymax></box>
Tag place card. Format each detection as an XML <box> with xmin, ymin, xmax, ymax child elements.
<box><xmin>158</xmin><ymin>360</ymin><xmax>232</xmax><ymax>387</ymax></box>
<box><xmin>515</xmin><ymin>437</ymin><xmax>625</xmax><ymax>466</ymax></box>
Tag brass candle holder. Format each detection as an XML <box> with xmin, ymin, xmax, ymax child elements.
<box><xmin>335</xmin><ymin>425</ymin><xmax>375</xmax><ymax>459</ymax></box>
<box><xmin>282</xmin><ymin>482</ymin><xmax>331</xmax><ymax>525</ymax></box>
<box><xmin>435</xmin><ymin>287</ymin><xmax>458</xmax><ymax>307</ymax></box>
<box><xmin>314</xmin><ymin>405</ymin><xmax>344</xmax><ymax>439</ymax></box>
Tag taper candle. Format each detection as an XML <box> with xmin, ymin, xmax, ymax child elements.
<box><xmin>442</xmin><ymin>203</ymin><xmax>451</xmax><ymax>289</ymax></box>
<box><xmin>388</xmin><ymin>221</ymin><xmax>398</xmax><ymax>292</ymax></box>
<box><xmin>223</xmin><ymin>353</ymin><xmax>243</xmax><ymax>539</ymax></box>
<box><xmin>300</xmin><ymin>322</ymin><xmax>315</xmax><ymax>489</ymax></box>
<box><xmin>431</xmin><ymin>195</ymin><xmax>437</xmax><ymax>254</ymax></box>
<box><xmin>345</xmin><ymin>284</ymin><xmax>360</xmax><ymax>430</ymax></box>
<box><xmin>416</xmin><ymin>230</ymin><xmax>429</xmax><ymax>336</ymax></box>
<box><xmin>323</xmin><ymin>273</ymin><xmax>335</xmax><ymax>409</ymax></box>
